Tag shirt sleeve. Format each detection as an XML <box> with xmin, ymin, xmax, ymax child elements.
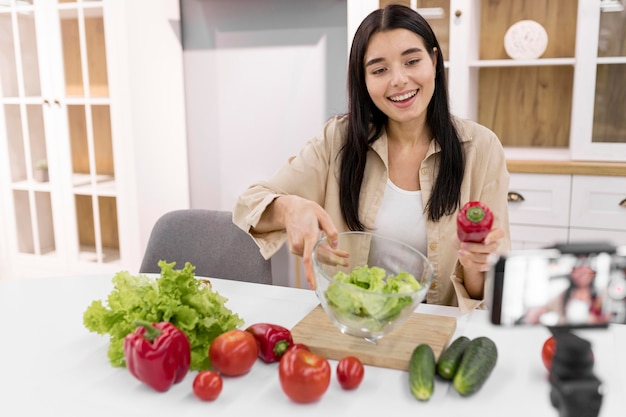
<box><xmin>232</xmin><ymin>116</ymin><xmax>345</xmax><ymax>259</ymax></box>
<box><xmin>451</xmin><ymin>261</ymin><xmax>486</xmax><ymax>314</ymax></box>
<box><xmin>449</xmin><ymin>119</ymin><xmax>512</xmax><ymax>313</ymax></box>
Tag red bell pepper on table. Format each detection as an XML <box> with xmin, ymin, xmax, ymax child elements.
<box><xmin>245</xmin><ymin>322</ymin><xmax>293</xmax><ymax>363</ymax></box>
<box><xmin>457</xmin><ymin>201</ymin><xmax>493</xmax><ymax>243</ymax></box>
<box><xmin>123</xmin><ymin>320</ymin><xmax>191</xmax><ymax>392</ymax></box>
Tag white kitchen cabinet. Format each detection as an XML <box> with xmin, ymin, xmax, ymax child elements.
<box><xmin>507</xmin><ymin>174</ymin><xmax>571</xmax><ymax>249</ymax></box>
<box><xmin>569</xmin><ymin>0</ymin><xmax>626</xmax><ymax>161</ymax></box>
<box><xmin>507</xmin><ymin>174</ymin><xmax>572</xmax><ymax>228</ymax></box>
<box><xmin>508</xmin><ymin>173</ymin><xmax>626</xmax><ymax>249</ymax></box>
<box><xmin>570</xmin><ymin>175</ymin><xmax>626</xmax><ymax>230</ymax></box>
<box><xmin>507</xmin><ymin>173</ymin><xmax>571</xmax><ymax>249</ymax></box>
<box><xmin>0</xmin><ymin>0</ymin><xmax>189</xmax><ymax>280</ymax></box>
<box><xmin>569</xmin><ymin>175</ymin><xmax>626</xmax><ymax>245</ymax></box>
<box><xmin>348</xmin><ymin>0</ymin><xmax>626</xmax><ymax>162</ymax></box>
<box><xmin>450</xmin><ymin>0</ymin><xmax>626</xmax><ymax>162</ymax></box>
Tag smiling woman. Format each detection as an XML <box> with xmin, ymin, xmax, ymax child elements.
<box><xmin>232</xmin><ymin>4</ymin><xmax>511</xmax><ymax>313</ymax></box>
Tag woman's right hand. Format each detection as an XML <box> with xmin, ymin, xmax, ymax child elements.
<box><xmin>273</xmin><ymin>195</ymin><xmax>345</xmax><ymax>289</ymax></box>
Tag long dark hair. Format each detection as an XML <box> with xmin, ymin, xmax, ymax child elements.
<box><xmin>339</xmin><ymin>4</ymin><xmax>465</xmax><ymax>230</ymax></box>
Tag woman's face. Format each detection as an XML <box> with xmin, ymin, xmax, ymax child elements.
<box><xmin>363</xmin><ymin>28</ymin><xmax>436</xmax><ymax>126</ymax></box>
<box><xmin>571</xmin><ymin>265</ymin><xmax>595</xmax><ymax>288</ymax></box>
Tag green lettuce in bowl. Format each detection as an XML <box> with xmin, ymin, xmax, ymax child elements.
<box><xmin>324</xmin><ymin>265</ymin><xmax>423</xmax><ymax>332</ymax></box>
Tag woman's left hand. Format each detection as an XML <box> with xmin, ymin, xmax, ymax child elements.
<box><xmin>453</xmin><ymin>227</ymin><xmax>505</xmax><ymax>299</ymax></box>
<box><xmin>455</xmin><ymin>226</ymin><xmax>505</xmax><ymax>272</ymax></box>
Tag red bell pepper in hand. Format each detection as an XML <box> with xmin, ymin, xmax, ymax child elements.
<box><xmin>457</xmin><ymin>201</ymin><xmax>493</xmax><ymax>243</ymax></box>
<box><xmin>245</xmin><ymin>322</ymin><xmax>293</xmax><ymax>363</ymax></box>
<box><xmin>123</xmin><ymin>320</ymin><xmax>191</xmax><ymax>392</ymax></box>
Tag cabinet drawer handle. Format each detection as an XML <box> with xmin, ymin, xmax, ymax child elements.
<box><xmin>507</xmin><ymin>192</ymin><xmax>525</xmax><ymax>203</ymax></box>
<box><xmin>620</xmin><ymin>198</ymin><xmax>626</xmax><ymax>208</ymax></box>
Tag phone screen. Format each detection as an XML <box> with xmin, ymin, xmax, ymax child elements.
<box><xmin>487</xmin><ymin>245</ymin><xmax>626</xmax><ymax>328</ymax></box>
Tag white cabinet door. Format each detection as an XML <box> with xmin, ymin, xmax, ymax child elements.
<box><xmin>507</xmin><ymin>174</ymin><xmax>572</xmax><ymax>250</ymax></box>
<box><xmin>0</xmin><ymin>1</ymin><xmax>64</xmax><ymax>279</ymax></box>
<box><xmin>569</xmin><ymin>1</ymin><xmax>626</xmax><ymax>161</ymax></box>
<box><xmin>569</xmin><ymin>175</ymin><xmax>626</xmax><ymax>231</ymax></box>
<box><xmin>507</xmin><ymin>173</ymin><xmax>571</xmax><ymax>227</ymax></box>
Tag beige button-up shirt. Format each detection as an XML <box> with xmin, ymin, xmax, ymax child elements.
<box><xmin>233</xmin><ymin>114</ymin><xmax>511</xmax><ymax>312</ymax></box>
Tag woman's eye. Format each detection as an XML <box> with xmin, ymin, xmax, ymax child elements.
<box><xmin>371</xmin><ymin>67</ymin><xmax>387</xmax><ymax>75</ymax></box>
<box><xmin>406</xmin><ymin>58</ymin><xmax>421</xmax><ymax>66</ymax></box>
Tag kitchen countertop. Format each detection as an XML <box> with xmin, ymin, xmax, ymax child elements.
<box><xmin>1</xmin><ymin>274</ymin><xmax>623</xmax><ymax>417</ymax></box>
<box><xmin>507</xmin><ymin>159</ymin><xmax>626</xmax><ymax>176</ymax></box>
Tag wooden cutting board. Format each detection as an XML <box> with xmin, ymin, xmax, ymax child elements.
<box><xmin>291</xmin><ymin>305</ymin><xmax>457</xmax><ymax>371</ymax></box>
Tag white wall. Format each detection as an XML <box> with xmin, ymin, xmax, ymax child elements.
<box><xmin>181</xmin><ymin>0</ymin><xmax>348</xmax><ymax>286</ymax></box>
<box><xmin>109</xmin><ymin>0</ymin><xmax>191</xmax><ymax>272</ymax></box>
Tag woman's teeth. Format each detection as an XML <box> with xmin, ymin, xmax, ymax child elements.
<box><xmin>389</xmin><ymin>90</ymin><xmax>417</xmax><ymax>102</ymax></box>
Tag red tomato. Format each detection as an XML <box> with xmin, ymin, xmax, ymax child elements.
<box><xmin>193</xmin><ymin>371</ymin><xmax>223</xmax><ymax>401</ymax></box>
<box><xmin>285</xmin><ymin>343</ymin><xmax>310</xmax><ymax>353</ymax></box>
<box><xmin>209</xmin><ymin>329</ymin><xmax>259</xmax><ymax>376</ymax></box>
<box><xmin>336</xmin><ymin>356</ymin><xmax>364</xmax><ymax>390</ymax></box>
<box><xmin>278</xmin><ymin>349</ymin><xmax>331</xmax><ymax>403</ymax></box>
<box><xmin>541</xmin><ymin>335</ymin><xmax>557</xmax><ymax>371</ymax></box>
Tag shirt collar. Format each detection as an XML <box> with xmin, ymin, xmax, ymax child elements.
<box><xmin>368</xmin><ymin>115</ymin><xmax>473</xmax><ymax>164</ymax></box>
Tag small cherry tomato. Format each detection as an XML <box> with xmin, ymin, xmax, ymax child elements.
<box><xmin>336</xmin><ymin>356</ymin><xmax>364</xmax><ymax>390</ymax></box>
<box><xmin>209</xmin><ymin>329</ymin><xmax>259</xmax><ymax>376</ymax></box>
<box><xmin>541</xmin><ymin>335</ymin><xmax>557</xmax><ymax>371</ymax></box>
<box><xmin>278</xmin><ymin>349</ymin><xmax>331</xmax><ymax>403</ymax></box>
<box><xmin>193</xmin><ymin>371</ymin><xmax>223</xmax><ymax>401</ymax></box>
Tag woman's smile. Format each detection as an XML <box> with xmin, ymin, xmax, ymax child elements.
<box><xmin>389</xmin><ymin>89</ymin><xmax>418</xmax><ymax>102</ymax></box>
<box><xmin>388</xmin><ymin>89</ymin><xmax>419</xmax><ymax>107</ymax></box>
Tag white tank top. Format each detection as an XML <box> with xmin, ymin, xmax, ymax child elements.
<box><xmin>373</xmin><ymin>179</ymin><xmax>428</xmax><ymax>256</ymax></box>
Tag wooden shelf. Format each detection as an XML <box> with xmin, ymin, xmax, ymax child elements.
<box><xmin>469</xmin><ymin>58</ymin><xmax>576</xmax><ymax>67</ymax></box>
<box><xmin>72</xmin><ymin>174</ymin><xmax>116</xmax><ymax>196</ymax></box>
<box><xmin>479</xmin><ymin>0</ymin><xmax>578</xmax><ymax>61</ymax></box>
<box><xmin>11</xmin><ymin>179</ymin><xmax>52</xmax><ymax>192</ymax></box>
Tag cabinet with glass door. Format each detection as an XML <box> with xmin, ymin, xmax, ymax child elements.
<box><xmin>451</xmin><ymin>0</ymin><xmax>626</xmax><ymax>162</ymax></box>
<box><xmin>0</xmin><ymin>0</ymin><xmax>189</xmax><ymax>280</ymax></box>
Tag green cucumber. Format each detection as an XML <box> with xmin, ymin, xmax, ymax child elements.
<box><xmin>452</xmin><ymin>336</ymin><xmax>498</xmax><ymax>396</ymax></box>
<box><xmin>408</xmin><ymin>343</ymin><xmax>436</xmax><ymax>401</ymax></box>
<box><xmin>437</xmin><ymin>336</ymin><xmax>471</xmax><ymax>380</ymax></box>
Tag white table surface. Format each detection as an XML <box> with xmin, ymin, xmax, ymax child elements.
<box><xmin>0</xmin><ymin>274</ymin><xmax>624</xmax><ymax>417</ymax></box>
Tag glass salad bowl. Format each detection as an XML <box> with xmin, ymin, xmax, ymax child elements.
<box><xmin>312</xmin><ymin>231</ymin><xmax>434</xmax><ymax>344</ymax></box>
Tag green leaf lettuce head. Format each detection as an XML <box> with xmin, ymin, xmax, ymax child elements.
<box><xmin>83</xmin><ymin>260</ymin><xmax>244</xmax><ymax>371</ymax></box>
<box><xmin>324</xmin><ymin>265</ymin><xmax>422</xmax><ymax>331</ymax></box>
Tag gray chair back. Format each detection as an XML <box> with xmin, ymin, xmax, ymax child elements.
<box><xmin>139</xmin><ymin>209</ymin><xmax>272</xmax><ymax>284</ymax></box>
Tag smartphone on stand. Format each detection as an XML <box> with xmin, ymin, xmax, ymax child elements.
<box><xmin>486</xmin><ymin>242</ymin><xmax>626</xmax><ymax>329</ymax></box>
